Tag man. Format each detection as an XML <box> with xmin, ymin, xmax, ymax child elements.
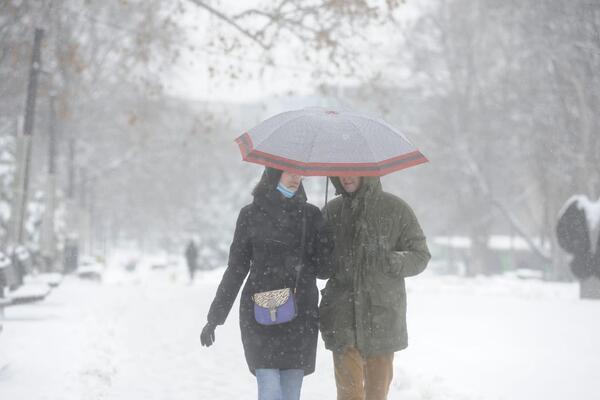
<box><xmin>319</xmin><ymin>176</ymin><xmax>431</xmax><ymax>400</ymax></box>
<box><xmin>185</xmin><ymin>239</ymin><xmax>199</xmax><ymax>282</ymax></box>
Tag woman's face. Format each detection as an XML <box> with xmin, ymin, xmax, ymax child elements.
<box><xmin>279</xmin><ymin>171</ymin><xmax>302</xmax><ymax>191</ymax></box>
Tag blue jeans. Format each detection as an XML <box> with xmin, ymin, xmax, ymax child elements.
<box><xmin>256</xmin><ymin>368</ymin><xmax>304</xmax><ymax>400</ymax></box>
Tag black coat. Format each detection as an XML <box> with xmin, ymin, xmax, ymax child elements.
<box><xmin>556</xmin><ymin>199</ymin><xmax>600</xmax><ymax>279</ymax></box>
<box><xmin>207</xmin><ymin>176</ymin><xmax>333</xmax><ymax>375</ymax></box>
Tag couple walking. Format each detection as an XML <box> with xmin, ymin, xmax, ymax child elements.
<box><xmin>200</xmin><ymin>167</ymin><xmax>430</xmax><ymax>400</ymax></box>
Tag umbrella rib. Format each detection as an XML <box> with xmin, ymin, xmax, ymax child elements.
<box><xmin>353</xmin><ymin>114</ymin><xmax>410</xmax><ymax>144</ymax></box>
<box><xmin>345</xmin><ymin>119</ymin><xmax>379</xmax><ymax>171</ymax></box>
<box><xmin>251</xmin><ymin>114</ymin><xmax>309</xmax><ymax>149</ymax></box>
<box><xmin>305</xmin><ymin>124</ymin><xmax>319</xmax><ymax>168</ymax></box>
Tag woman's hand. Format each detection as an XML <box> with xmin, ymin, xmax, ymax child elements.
<box><xmin>200</xmin><ymin>322</ymin><xmax>217</xmax><ymax>347</ymax></box>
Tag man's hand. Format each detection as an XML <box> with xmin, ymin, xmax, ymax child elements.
<box><xmin>383</xmin><ymin>251</ymin><xmax>403</xmax><ymax>275</ymax></box>
<box><xmin>379</xmin><ymin>240</ymin><xmax>401</xmax><ymax>276</ymax></box>
<box><xmin>200</xmin><ymin>322</ymin><xmax>217</xmax><ymax>347</ymax></box>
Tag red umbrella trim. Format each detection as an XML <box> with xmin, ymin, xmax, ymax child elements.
<box><xmin>235</xmin><ymin>132</ymin><xmax>428</xmax><ymax>176</ymax></box>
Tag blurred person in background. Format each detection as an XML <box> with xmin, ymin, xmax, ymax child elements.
<box><xmin>185</xmin><ymin>239</ymin><xmax>199</xmax><ymax>282</ymax></box>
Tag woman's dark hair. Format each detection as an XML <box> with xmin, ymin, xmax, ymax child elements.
<box><xmin>252</xmin><ymin>167</ymin><xmax>283</xmax><ymax>196</ymax></box>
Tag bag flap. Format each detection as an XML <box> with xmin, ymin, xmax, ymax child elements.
<box><xmin>252</xmin><ymin>288</ymin><xmax>291</xmax><ymax>308</ymax></box>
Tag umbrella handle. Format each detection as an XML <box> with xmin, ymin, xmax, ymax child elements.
<box><xmin>324</xmin><ymin>177</ymin><xmax>329</xmax><ymax>217</ymax></box>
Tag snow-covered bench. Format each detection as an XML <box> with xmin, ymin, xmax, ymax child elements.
<box><xmin>26</xmin><ymin>272</ymin><xmax>63</xmax><ymax>288</ymax></box>
<box><xmin>0</xmin><ymin>285</ymin><xmax>52</xmax><ymax>321</ymax></box>
<box><xmin>5</xmin><ymin>283</ymin><xmax>51</xmax><ymax>305</ymax></box>
<box><xmin>0</xmin><ymin>252</ymin><xmax>53</xmax><ymax>312</ymax></box>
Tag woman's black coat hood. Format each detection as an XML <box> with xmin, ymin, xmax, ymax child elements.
<box><xmin>253</xmin><ymin>167</ymin><xmax>307</xmax><ymax>202</ymax></box>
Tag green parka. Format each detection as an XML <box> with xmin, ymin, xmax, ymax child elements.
<box><xmin>319</xmin><ymin>177</ymin><xmax>431</xmax><ymax>356</ymax></box>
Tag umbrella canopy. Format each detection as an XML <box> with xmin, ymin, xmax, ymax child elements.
<box><xmin>235</xmin><ymin>107</ymin><xmax>428</xmax><ymax>176</ymax></box>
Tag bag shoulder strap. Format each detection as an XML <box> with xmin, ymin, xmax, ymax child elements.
<box><xmin>293</xmin><ymin>205</ymin><xmax>307</xmax><ymax>291</ymax></box>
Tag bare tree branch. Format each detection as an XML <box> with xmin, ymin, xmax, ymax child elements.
<box><xmin>186</xmin><ymin>0</ymin><xmax>270</xmax><ymax>50</ymax></box>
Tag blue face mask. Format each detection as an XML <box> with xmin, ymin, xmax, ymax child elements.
<box><xmin>277</xmin><ymin>183</ymin><xmax>296</xmax><ymax>198</ymax></box>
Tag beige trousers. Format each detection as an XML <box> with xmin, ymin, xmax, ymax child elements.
<box><xmin>333</xmin><ymin>347</ymin><xmax>394</xmax><ymax>400</ymax></box>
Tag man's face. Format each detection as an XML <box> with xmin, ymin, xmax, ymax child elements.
<box><xmin>280</xmin><ymin>171</ymin><xmax>302</xmax><ymax>191</ymax></box>
<box><xmin>339</xmin><ymin>176</ymin><xmax>362</xmax><ymax>193</ymax></box>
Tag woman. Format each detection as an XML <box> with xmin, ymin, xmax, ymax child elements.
<box><xmin>200</xmin><ymin>167</ymin><xmax>333</xmax><ymax>400</ymax></box>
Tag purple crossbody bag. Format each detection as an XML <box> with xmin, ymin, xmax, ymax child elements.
<box><xmin>252</xmin><ymin>210</ymin><xmax>306</xmax><ymax>326</ymax></box>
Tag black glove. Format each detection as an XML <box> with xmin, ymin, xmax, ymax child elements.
<box><xmin>200</xmin><ymin>322</ymin><xmax>217</xmax><ymax>347</ymax></box>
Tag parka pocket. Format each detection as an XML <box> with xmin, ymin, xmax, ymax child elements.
<box><xmin>367</xmin><ymin>285</ymin><xmax>402</xmax><ymax>337</ymax></box>
<box><xmin>318</xmin><ymin>287</ymin><xmax>352</xmax><ymax>335</ymax></box>
<box><xmin>370</xmin><ymin>311</ymin><xmax>391</xmax><ymax>336</ymax></box>
<box><xmin>368</xmin><ymin>295</ymin><xmax>393</xmax><ymax>336</ymax></box>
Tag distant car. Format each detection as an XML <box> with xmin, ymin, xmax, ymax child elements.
<box><xmin>124</xmin><ymin>259</ymin><xmax>138</xmax><ymax>272</ymax></box>
<box><xmin>76</xmin><ymin>256</ymin><xmax>104</xmax><ymax>282</ymax></box>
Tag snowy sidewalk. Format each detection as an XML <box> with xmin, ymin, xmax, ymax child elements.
<box><xmin>1</xmin><ymin>270</ymin><xmax>599</xmax><ymax>400</ymax></box>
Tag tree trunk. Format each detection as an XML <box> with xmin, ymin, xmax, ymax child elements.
<box><xmin>580</xmin><ymin>276</ymin><xmax>600</xmax><ymax>300</ymax></box>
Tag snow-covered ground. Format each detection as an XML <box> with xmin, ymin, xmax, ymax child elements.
<box><xmin>1</xmin><ymin>261</ymin><xmax>600</xmax><ymax>400</ymax></box>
